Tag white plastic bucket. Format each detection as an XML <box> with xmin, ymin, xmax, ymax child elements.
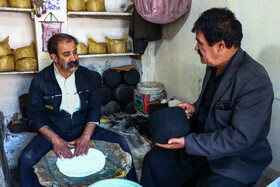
<box><xmin>136</xmin><ymin>81</ymin><xmax>165</xmax><ymax>95</ymax></box>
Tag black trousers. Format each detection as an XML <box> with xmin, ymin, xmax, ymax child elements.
<box><xmin>140</xmin><ymin>147</ymin><xmax>253</xmax><ymax>187</ymax></box>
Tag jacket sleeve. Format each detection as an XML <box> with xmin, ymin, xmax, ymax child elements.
<box><xmin>28</xmin><ymin>75</ymin><xmax>49</xmax><ymax>132</ymax></box>
<box><xmin>85</xmin><ymin>71</ymin><xmax>101</xmax><ymax>123</ymax></box>
<box><xmin>184</xmin><ymin>74</ymin><xmax>274</xmax><ymax>158</ymax></box>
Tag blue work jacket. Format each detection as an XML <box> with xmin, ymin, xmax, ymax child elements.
<box><xmin>28</xmin><ymin>63</ymin><xmax>101</xmax><ymax>141</ymax></box>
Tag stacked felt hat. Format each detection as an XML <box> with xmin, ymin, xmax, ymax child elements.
<box><xmin>90</xmin><ymin>70</ymin><xmax>102</xmax><ymax>88</ymax></box>
<box><xmin>148</xmin><ymin>106</ymin><xmax>190</xmax><ymax>144</ymax></box>
<box><xmin>99</xmin><ymin>67</ymin><xmax>141</xmax><ymax>116</ymax></box>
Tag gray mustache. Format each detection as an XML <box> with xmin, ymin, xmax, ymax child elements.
<box><xmin>67</xmin><ymin>60</ymin><xmax>79</xmax><ymax>70</ymax></box>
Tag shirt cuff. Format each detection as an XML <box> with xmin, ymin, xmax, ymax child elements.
<box><xmin>88</xmin><ymin>121</ymin><xmax>99</xmax><ymax>125</ymax></box>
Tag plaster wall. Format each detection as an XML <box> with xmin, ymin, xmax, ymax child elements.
<box><xmin>0</xmin><ymin>12</ymin><xmax>36</xmax><ymax>121</ymax></box>
<box><xmin>34</xmin><ymin>0</ymin><xmax>134</xmax><ymax>71</ymax></box>
<box><xmin>33</xmin><ymin>0</ymin><xmax>67</xmax><ymax>70</ymax></box>
<box><xmin>68</xmin><ymin>17</ymin><xmax>135</xmax><ymax>74</ymax></box>
<box><xmin>143</xmin><ymin>0</ymin><xmax>280</xmax><ymax>172</ymax></box>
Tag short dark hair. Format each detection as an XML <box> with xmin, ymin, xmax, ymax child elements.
<box><xmin>47</xmin><ymin>33</ymin><xmax>78</xmax><ymax>55</ymax></box>
<box><xmin>192</xmin><ymin>7</ymin><xmax>243</xmax><ymax>48</ymax></box>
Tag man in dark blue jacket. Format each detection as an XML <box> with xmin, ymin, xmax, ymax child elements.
<box><xmin>141</xmin><ymin>8</ymin><xmax>274</xmax><ymax>187</ymax></box>
<box><xmin>18</xmin><ymin>33</ymin><xmax>137</xmax><ymax>186</ymax></box>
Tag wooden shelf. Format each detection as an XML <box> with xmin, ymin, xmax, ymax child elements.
<box><xmin>78</xmin><ymin>53</ymin><xmax>140</xmax><ymax>58</ymax></box>
<box><xmin>0</xmin><ymin>7</ymin><xmax>32</xmax><ymax>13</ymax></box>
<box><xmin>67</xmin><ymin>11</ymin><xmax>132</xmax><ymax>18</ymax></box>
<box><xmin>0</xmin><ymin>71</ymin><xmax>38</xmax><ymax>75</ymax></box>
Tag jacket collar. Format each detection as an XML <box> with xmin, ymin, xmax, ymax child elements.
<box><xmin>42</xmin><ymin>63</ymin><xmax>56</xmax><ymax>81</ymax></box>
<box><xmin>196</xmin><ymin>48</ymin><xmax>244</xmax><ymax>113</ymax></box>
<box><xmin>209</xmin><ymin>48</ymin><xmax>244</xmax><ymax>109</ymax></box>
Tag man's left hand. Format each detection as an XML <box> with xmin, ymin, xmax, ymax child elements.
<box><xmin>156</xmin><ymin>137</ymin><xmax>185</xmax><ymax>149</ymax></box>
<box><xmin>68</xmin><ymin>135</ymin><xmax>91</xmax><ymax>156</ymax></box>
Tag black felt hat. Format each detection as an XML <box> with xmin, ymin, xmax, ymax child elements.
<box><xmin>113</xmin><ymin>84</ymin><xmax>133</xmax><ymax>104</ymax></box>
<box><xmin>125</xmin><ymin>101</ymin><xmax>136</xmax><ymax>114</ymax></box>
<box><xmin>104</xmin><ymin>101</ymin><xmax>121</xmax><ymax>116</ymax></box>
<box><xmin>102</xmin><ymin>69</ymin><xmax>122</xmax><ymax>88</ymax></box>
<box><xmin>148</xmin><ymin>106</ymin><xmax>190</xmax><ymax>144</ymax></box>
<box><xmin>98</xmin><ymin>84</ymin><xmax>113</xmax><ymax>105</ymax></box>
<box><xmin>122</xmin><ymin>68</ymin><xmax>140</xmax><ymax>85</ymax></box>
<box><xmin>90</xmin><ymin>70</ymin><xmax>102</xmax><ymax>88</ymax></box>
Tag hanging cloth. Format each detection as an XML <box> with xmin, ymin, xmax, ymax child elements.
<box><xmin>134</xmin><ymin>0</ymin><xmax>192</xmax><ymax>24</ymax></box>
<box><xmin>129</xmin><ymin>8</ymin><xmax>162</xmax><ymax>55</ymax></box>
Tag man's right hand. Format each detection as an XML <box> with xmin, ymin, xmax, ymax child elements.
<box><xmin>52</xmin><ymin>137</ymin><xmax>74</xmax><ymax>159</ymax></box>
<box><xmin>176</xmin><ymin>102</ymin><xmax>196</xmax><ymax>119</ymax></box>
<box><xmin>38</xmin><ymin>125</ymin><xmax>74</xmax><ymax>159</ymax></box>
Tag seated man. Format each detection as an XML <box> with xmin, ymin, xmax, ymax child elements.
<box><xmin>18</xmin><ymin>33</ymin><xmax>137</xmax><ymax>186</ymax></box>
<box><xmin>140</xmin><ymin>8</ymin><xmax>274</xmax><ymax>187</ymax></box>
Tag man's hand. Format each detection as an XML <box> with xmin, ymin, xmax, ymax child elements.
<box><xmin>38</xmin><ymin>125</ymin><xmax>74</xmax><ymax>159</ymax></box>
<box><xmin>156</xmin><ymin>137</ymin><xmax>185</xmax><ymax>149</ymax></box>
<box><xmin>68</xmin><ymin>121</ymin><xmax>96</xmax><ymax>156</ymax></box>
<box><xmin>52</xmin><ymin>137</ymin><xmax>74</xmax><ymax>159</ymax></box>
<box><xmin>68</xmin><ymin>135</ymin><xmax>91</xmax><ymax>156</ymax></box>
<box><xmin>176</xmin><ymin>102</ymin><xmax>195</xmax><ymax>119</ymax></box>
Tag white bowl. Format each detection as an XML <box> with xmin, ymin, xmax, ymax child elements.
<box><xmin>90</xmin><ymin>178</ymin><xmax>142</xmax><ymax>187</ymax></box>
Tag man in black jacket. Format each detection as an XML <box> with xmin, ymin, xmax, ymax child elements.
<box><xmin>18</xmin><ymin>33</ymin><xmax>137</xmax><ymax>186</ymax></box>
<box><xmin>141</xmin><ymin>8</ymin><xmax>274</xmax><ymax>187</ymax></box>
